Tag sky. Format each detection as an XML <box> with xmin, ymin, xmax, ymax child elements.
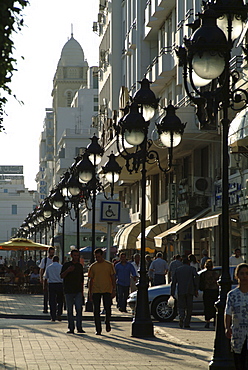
<box><xmin>0</xmin><ymin>0</ymin><xmax>99</xmax><ymax>190</ymax></box>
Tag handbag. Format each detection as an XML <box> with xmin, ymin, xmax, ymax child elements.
<box><xmin>167</xmin><ymin>295</ymin><xmax>175</xmax><ymax>308</ymax></box>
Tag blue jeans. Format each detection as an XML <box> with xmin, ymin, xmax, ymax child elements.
<box><xmin>65</xmin><ymin>292</ymin><xmax>83</xmax><ymax>331</ymax></box>
<box><xmin>117</xmin><ymin>284</ymin><xmax>129</xmax><ymax>311</ymax></box>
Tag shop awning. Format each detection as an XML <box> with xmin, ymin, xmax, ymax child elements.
<box><xmin>229</xmin><ymin>107</ymin><xmax>248</xmax><ymax>152</ymax></box>
<box><xmin>154</xmin><ymin>208</ymin><xmax>210</xmax><ymax>249</ymax></box>
<box><xmin>136</xmin><ymin>222</ymin><xmax>167</xmax><ymax>250</ymax></box>
<box><xmin>196</xmin><ymin>211</ymin><xmax>222</xmax><ymax>229</ymax></box>
<box><xmin>113</xmin><ymin>221</ymin><xmax>150</xmax><ymax>250</ymax></box>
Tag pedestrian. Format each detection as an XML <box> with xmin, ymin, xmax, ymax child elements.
<box><xmin>225</xmin><ymin>263</ymin><xmax>248</xmax><ymax>370</ymax></box>
<box><xmin>27</xmin><ymin>256</ymin><xmax>36</xmax><ymax>269</ymax></box>
<box><xmin>149</xmin><ymin>252</ymin><xmax>168</xmax><ymax>286</ymax></box>
<box><xmin>44</xmin><ymin>256</ymin><xmax>63</xmax><ymax>322</ymax></box>
<box><xmin>88</xmin><ymin>248</ymin><xmax>116</xmax><ymax>335</ymax></box>
<box><xmin>171</xmin><ymin>257</ymin><xmax>199</xmax><ymax>328</ymax></box>
<box><xmin>60</xmin><ymin>249</ymin><xmax>85</xmax><ymax>334</ymax></box>
<box><xmin>0</xmin><ymin>256</ymin><xmax>5</xmax><ymax>266</ymax></box>
<box><xmin>18</xmin><ymin>256</ymin><xmax>26</xmax><ymax>271</ymax></box>
<box><xmin>199</xmin><ymin>259</ymin><xmax>219</xmax><ymax>328</ymax></box>
<box><xmin>200</xmin><ymin>249</ymin><xmax>210</xmax><ymax>269</ymax></box>
<box><xmin>168</xmin><ymin>254</ymin><xmax>182</xmax><ymax>283</ymax></box>
<box><xmin>39</xmin><ymin>247</ymin><xmax>55</xmax><ymax>313</ymax></box>
<box><xmin>130</xmin><ymin>253</ymin><xmax>140</xmax><ymax>292</ymax></box>
<box><xmin>229</xmin><ymin>248</ymin><xmax>244</xmax><ymax>266</ymax></box>
<box><xmin>188</xmin><ymin>254</ymin><xmax>200</xmax><ymax>271</ymax></box>
<box><xmin>115</xmin><ymin>252</ymin><xmax>137</xmax><ymax>312</ymax></box>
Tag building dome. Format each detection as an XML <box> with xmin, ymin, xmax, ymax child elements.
<box><xmin>58</xmin><ymin>35</ymin><xmax>87</xmax><ymax>67</ymax></box>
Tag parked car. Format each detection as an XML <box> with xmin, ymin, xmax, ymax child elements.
<box><xmin>127</xmin><ymin>266</ymin><xmax>237</xmax><ymax>322</ymax></box>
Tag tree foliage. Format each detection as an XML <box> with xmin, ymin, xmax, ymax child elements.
<box><xmin>0</xmin><ymin>0</ymin><xmax>29</xmax><ymax>131</ymax></box>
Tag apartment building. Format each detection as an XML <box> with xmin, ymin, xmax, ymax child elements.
<box><xmin>92</xmin><ymin>0</ymin><xmax>247</xmax><ymax>263</ymax></box>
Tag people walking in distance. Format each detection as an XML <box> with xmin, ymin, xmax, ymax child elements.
<box><xmin>149</xmin><ymin>252</ymin><xmax>168</xmax><ymax>286</ymax></box>
<box><xmin>171</xmin><ymin>257</ymin><xmax>199</xmax><ymax>329</ymax></box>
<box><xmin>130</xmin><ymin>253</ymin><xmax>140</xmax><ymax>292</ymax></box>
<box><xmin>27</xmin><ymin>256</ymin><xmax>36</xmax><ymax>269</ymax></box>
<box><xmin>229</xmin><ymin>248</ymin><xmax>244</xmax><ymax>266</ymax></box>
<box><xmin>88</xmin><ymin>248</ymin><xmax>116</xmax><ymax>335</ymax></box>
<box><xmin>188</xmin><ymin>254</ymin><xmax>200</xmax><ymax>271</ymax></box>
<box><xmin>115</xmin><ymin>252</ymin><xmax>137</xmax><ymax>312</ymax></box>
<box><xmin>199</xmin><ymin>259</ymin><xmax>219</xmax><ymax>328</ymax></box>
<box><xmin>225</xmin><ymin>263</ymin><xmax>248</xmax><ymax>370</ymax></box>
<box><xmin>60</xmin><ymin>249</ymin><xmax>85</xmax><ymax>334</ymax></box>
<box><xmin>18</xmin><ymin>256</ymin><xmax>26</xmax><ymax>271</ymax></box>
<box><xmin>44</xmin><ymin>256</ymin><xmax>63</xmax><ymax>322</ymax></box>
<box><xmin>168</xmin><ymin>254</ymin><xmax>182</xmax><ymax>283</ymax></box>
<box><xmin>200</xmin><ymin>249</ymin><xmax>210</xmax><ymax>269</ymax></box>
<box><xmin>39</xmin><ymin>247</ymin><xmax>55</xmax><ymax>313</ymax></box>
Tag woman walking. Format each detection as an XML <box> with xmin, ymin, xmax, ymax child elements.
<box><xmin>199</xmin><ymin>259</ymin><xmax>219</xmax><ymax>328</ymax></box>
<box><xmin>225</xmin><ymin>263</ymin><xmax>248</xmax><ymax>370</ymax></box>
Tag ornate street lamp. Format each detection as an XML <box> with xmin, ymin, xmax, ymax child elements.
<box><xmin>102</xmin><ymin>153</ymin><xmax>122</xmax><ymax>196</ymax></box>
<box><xmin>115</xmin><ymin>82</ymin><xmax>185</xmax><ymax>338</ymax></box>
<box><xmin>76</xmin><ymin>138</ymin><xmax>121</xmax><ymax>264</ymax></box>
<box><xmin>177</xmin><ymin>2</ymin><xmax>248</xmax><ymax>368</ymax></box>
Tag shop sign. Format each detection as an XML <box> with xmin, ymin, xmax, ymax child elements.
<box><xmin>169</xmin><ymin>183</ymin><xmax>177</xmax><ymax>220</ymax></box>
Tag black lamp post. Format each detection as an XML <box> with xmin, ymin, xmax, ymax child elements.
<box><xmin>115</xmin><ymin>78</ymin><xmax>185</xmax><ymax>338</ymax></box>
<box><xmin>177</xmin><ymin>2</ymin><xmax>248</xmax><ymax>368</ymax></box>
<box><xmin>50</xmin><ymin>188</ymin><xmax>66</xmax><ymax>262</ymax></box>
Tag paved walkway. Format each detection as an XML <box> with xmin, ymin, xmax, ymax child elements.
<box><xmin>0</xmin><ymin>293</ymin><xmax>216</xmax><ymax>369</ymax></box>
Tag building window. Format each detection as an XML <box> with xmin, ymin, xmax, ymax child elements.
<box><xmin>66</xmin><ymin>91</ymin><xmax>73</xmax><ymax>107</ymax></box>
<box><xmin>12</xmin><ymin>205</ymin><xmax>17</xmax><ymax>214</ymax></box>
<box><xmin>11</xmin><ymin>228</ymin><xmax>17</xmax><ymax>236</ymax></box>
<box><xmin>4</xmin><ymin>189</ymin><xmax>8</xmax><ymax>193</ymax></box>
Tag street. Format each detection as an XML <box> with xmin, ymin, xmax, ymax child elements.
<box><xmin>0</xmin><ymin>293</ymin><xmax>215</xmax><ymax>369</ymax></box>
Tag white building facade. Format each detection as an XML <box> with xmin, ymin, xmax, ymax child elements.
<box><xmin>92</xmin><ymin>0</ymin><xmax>247</xmax><ymax>263</ymax></box>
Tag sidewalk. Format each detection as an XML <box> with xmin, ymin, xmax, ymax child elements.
<box><xmin>0</xmin><ymin>293</ymin><xmax>215</xmax><ymax>369</ymax></box>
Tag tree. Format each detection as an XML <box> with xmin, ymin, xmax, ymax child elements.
<box><xmin>0</xmin><ymin>0</ymin><xmax>29</xmax><ymax>131</ymax></box>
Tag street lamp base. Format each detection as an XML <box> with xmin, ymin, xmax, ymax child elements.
<box><xmin>131</xmin><ymin>318</ymin><xmax>154</xmax><ymax>338</ymax></box>
<box><xmin>209</xmin><ymin>357</ymin><xmax>235</xmax><ymax>369</ymax></box>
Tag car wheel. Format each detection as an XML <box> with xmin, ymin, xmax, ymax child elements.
<box><xmin>151</xmin><ymin>295</ymin><xmax>177</xmax><ymax>322</ymax></box>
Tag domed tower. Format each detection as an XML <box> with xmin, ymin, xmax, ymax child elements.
<box><xmin>52</xmin><ymin>34</ymin><xmax>88</xmax><ymax>108</ymax></box>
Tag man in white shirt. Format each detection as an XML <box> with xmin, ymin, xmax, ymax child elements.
<box><xmin>44</xmin><ymin>255</ymin><xmax>63</xmax><ymax>322</ymax></box>
<box><xmin>149</xmin><ymin>252</ymin><xmax>168</xmax><ymax>286</ymax></box>
<box><xmin>39</xmin><ymin>247</ymin><xmax>55</xmax><ymax>313</ymax></box>
<box><xmin>131</xmin><ymin>253</ymin><xmax>140</xmax><ymax>292</ymax></box>
<box><xmin>229</xmin><ymin>248</ymin><xmax>244</xmax><ymax>266</ymax></box>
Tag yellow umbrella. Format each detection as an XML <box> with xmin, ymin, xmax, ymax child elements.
<box><xmin>0</xmin><ymin>238</ymin><xmax>50</xmax><ymax>251</ymax></box>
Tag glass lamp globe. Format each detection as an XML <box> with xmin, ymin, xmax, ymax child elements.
<box><xmin>78</xmin><ymin>170</ymin><xmax>93</xmax><ymax>183</ymax></box>
<box><xmin>217</xmin><ymin>14</ymin><xmax>243</xmax><ymax>41</ymax></box>
<box><xmin>160</xmin><ymin>131</ymin><xmax>182</xmax><ymax>148</ymax></box>
<box><xmin>89</xmin><ymin>153</ymin><xmax>102</xmax><ymax>166</ymax></box>
<box><xmin>142</xmin><ymin>105</ymin><xmax>156</xmax><ymax>121</ymax></box>
<box><xmin>62</xmin><ymin>187</ymin><xmax>68</xmax><ymax>197</ymax></box>
<box><xmin>53</xmin><ymin>200</ymin><xmax>63</xmax><ymax>210</ymax></box>
<box><xmin>192</xmin><ymin>52</ymin><xmax>225</xmax><ymax>80</ymax></box>
<box><xmin>124</xmin><ymin>129</ymin><xmax>145</xmax><ymax>146</ymax></box>
<box><xmin>68</xmin><ymin>186</ymin><xmax>81</xmax><ymax>197</ymax></box>
<box><xmin>43</xmin><ymin>210</ymin><xmax>52</xmax><ymax>219</ymax></box>
<box><xmin>188</xmin><ymin>69</ymin><xmax>212</xmax><ymax>87</ymax></box>
<box><xmin>105</xmin><ymin>172</ymin><xmax>120</xmax><ymax>183</ymax></box>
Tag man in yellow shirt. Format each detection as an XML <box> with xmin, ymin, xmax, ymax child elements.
<box><xmin>88</xmin><ymin>248</ymin><xmax>116</xmax><ymax>335</ymax></box>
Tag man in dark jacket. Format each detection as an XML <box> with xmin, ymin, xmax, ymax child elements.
<box><xmin>61</xmin><ymin>249</ymin><xmax>85</xmax><ymax>334</ymax></box>
<box><xmin>171</xmin><ymin>257</ymin><xmax>199</xmax><ymax>328</ymax></box>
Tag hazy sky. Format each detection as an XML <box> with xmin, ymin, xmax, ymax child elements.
<box><xmin>0</xmin><ymin>0</ymin><xmax>99</xmax><ymax>190</ymax></box>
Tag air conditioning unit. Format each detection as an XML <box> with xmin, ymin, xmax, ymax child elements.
<box><xmin>193</xmin><ymin>177</ymin><xmax>212</xmax><ymax>195</ymax></box>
